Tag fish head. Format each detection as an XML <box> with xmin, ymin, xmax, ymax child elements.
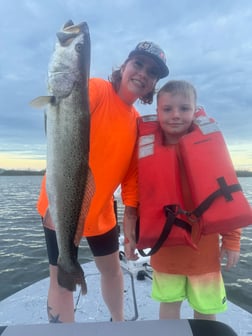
<box><xmin>47</xmin><ymin>21</ymin><xmax>90</xmax><ymax>99</ymax></box>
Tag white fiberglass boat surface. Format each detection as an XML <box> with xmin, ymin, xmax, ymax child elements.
<box><xmin>0</xmin><ymin>237</ymin><xmax>251</xmax><ymax>335</ymax></box>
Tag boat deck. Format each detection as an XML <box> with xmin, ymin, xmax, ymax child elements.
<box><xmin>0</xmin><ymin>254</ymin><xmax>251</xmax><ymax>335</ymax></box>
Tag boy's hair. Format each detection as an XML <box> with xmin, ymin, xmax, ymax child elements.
<box><xmin>157</xmin><ymin>80</ymin><xmax>197</xmax><ymax>105</ymax></box>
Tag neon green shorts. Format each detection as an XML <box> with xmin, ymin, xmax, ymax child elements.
<box><xmin>152</xmin><ymin>271</ymin><xmax>227</xmax><ymax>315</ymax></box>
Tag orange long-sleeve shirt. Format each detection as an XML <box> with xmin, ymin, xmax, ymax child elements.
<box><xmin>37</xmin><ymin>78</ymin><xmax>139</xmax><ymax>236</ymax></box>
<box><xmin>150</xmin><ymin>230</ymin><xmax>241</xmax><ymax>275</ymax></box>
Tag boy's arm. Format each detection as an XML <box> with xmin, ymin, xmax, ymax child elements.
<box><xmin>220</xmin><ymin>228</ymin><xmax>241</xmax><ymax>270</ymax></box>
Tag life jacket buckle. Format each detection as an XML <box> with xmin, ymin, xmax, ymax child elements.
<box><xmin>164</xmin><ymin>204</ymin><xmax>187</xmax><ymax>217</ymax></box>
<box><xmin>164</xmin><ymin>205</ymin><xmax>199</xmax><ymax>223</ymax></box>
<box><xmin>186</xmin><ymin>212</ymin><xmax>198</xmax><ymax>223</ymax></box>
<box><xmin>164</xmin><ymin>204</ymin><xmax>180</xmax><ymax>217</ymax></box>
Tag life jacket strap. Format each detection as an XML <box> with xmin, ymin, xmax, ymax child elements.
<box><xmin>138</xmin><ymin>205</ymin><xmax>192</xmax><ymax>257</ymax></box>
<box><xmin>192</xmin><ymin>177</ymin><xmax>242</xmax><ymax>218</ymax></box>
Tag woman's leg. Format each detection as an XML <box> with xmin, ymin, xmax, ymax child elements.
<box><xmin>94</xmin><ymin>251</ymin><xmax>124</xmax><ymax>321</ymax></box>
<box><xmin>43</xmin><ymin>214</ymin><xmax>75</xmax><ymax>323</ymax></box>
<box><xmin>47</xmin><ymin>264</ymin><xmax>75</xmax><ymax>323</ymax></box>
<box><xmin>87</xmin><ymin>226</ymin><xmax>124</xmax><ymax>321</ymax></box>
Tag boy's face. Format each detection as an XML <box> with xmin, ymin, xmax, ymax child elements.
<box><xmin>157</xmin><ymin>91</ymin><xmax>196</xmax><ymax>144</ymax></box>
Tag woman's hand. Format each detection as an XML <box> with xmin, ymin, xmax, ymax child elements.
<box><xmin>123</xmin><ymin>206</ymin><xmax>139</xmax><ymax>260</ymax></box>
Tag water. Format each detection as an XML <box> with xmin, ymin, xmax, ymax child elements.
<box><xmin>0</xmin><ymin>176</ymin><xmax>251</xmax><ymax>314</ymax></box>
<box><xmin>0</xmin><ymin>176</ymin><xmax>92</xmax><ymax>300</ymax></box>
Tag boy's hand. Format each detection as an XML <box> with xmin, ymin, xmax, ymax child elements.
<box><xmin>220</xmin><ymin>247</ymin><xmax>240</xmax><ymax>270</ymax></box>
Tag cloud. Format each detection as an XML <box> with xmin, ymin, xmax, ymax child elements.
<box><xmin>0</xmin><ymin>0</ymin><xmax>251</xmax><ymax>169</ymax></box>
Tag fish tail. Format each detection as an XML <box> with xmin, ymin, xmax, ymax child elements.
<box><xmin>57</xmin><ymin>262</ymin><xmax>87</xmax><ymax>295</ymax></box>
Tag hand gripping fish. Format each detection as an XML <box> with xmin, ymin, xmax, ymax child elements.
<box><xmin>30</xmin><ymin>20</ymin><xmax>95</xmax><ymax>294</ymax></box>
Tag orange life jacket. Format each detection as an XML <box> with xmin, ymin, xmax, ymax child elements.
<box><xmin>136</xmin><ymin>115</ymin><xmax>197</xmax><ymax>256</ymax></box>
<box><xmin>136</xmin><ymin>109</ymin><xmax>252</xmax><ymax>255</ymax></box>
<box><xmin>179</xmin><ymin>107</ymin><xmax>252</xmax><ymax>235</ymax></box>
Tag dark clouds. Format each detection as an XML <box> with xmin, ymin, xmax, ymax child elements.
<box><xmin>0</xmin><ymin>0</ymin><xmax>251</xmax><ymax>169</ymax></box>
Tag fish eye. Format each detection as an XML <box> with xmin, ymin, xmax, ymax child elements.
<box><xmin>75</xmin><ymin>43</ymin><xmax>82</xmax><ymax>52</ymax></box>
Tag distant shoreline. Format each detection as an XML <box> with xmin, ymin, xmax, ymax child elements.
<box><xmin>236</xmin><ymin>170</ymin><xmax>252</xmax><ymax>177</ymax></box>
<box><xmin>0</xmin><ymin>169</ymin><xmax>45</xmax><ymax>176</ymax></box>
<box><xmin>0</xmin><ymin>169</ymin><xmax>252</xmax><ymax>177</ymax></box>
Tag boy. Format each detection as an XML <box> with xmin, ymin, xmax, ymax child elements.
<box><xmin>124</xmin><ymin>80</ymin><xmax>240</xmax><ymax>320</ymax></box>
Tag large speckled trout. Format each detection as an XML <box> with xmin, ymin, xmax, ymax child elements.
<box><xmin>31</xmin><ymin>20</ymin><xmax>95</xmax><ymax>294</ymax></box>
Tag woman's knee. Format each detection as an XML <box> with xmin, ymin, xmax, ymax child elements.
<box><xmin>95</xmin><ymin>252</ymin><xmax>121</xmax><ymax>276</ymax></box>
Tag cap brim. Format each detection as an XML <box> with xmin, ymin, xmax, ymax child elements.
<box><xmin>128</xmin><ymin>50</ymin><xmax>169</xmax><ymax>78</ymax></box>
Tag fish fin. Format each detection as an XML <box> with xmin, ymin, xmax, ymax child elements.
<box><xmin>74</xmin><ymin>167</ymin><xmax>96</xmax><ymax>246</ymax></box>
<box><xmin>57</xmin><ymin>260</ymin><xmax>87</xmax><ymax>295</ymax></box>
<box><xmin>29</xmin><ymin>96</ymin><xmax>54</xmax><ymax>109</ymax></box>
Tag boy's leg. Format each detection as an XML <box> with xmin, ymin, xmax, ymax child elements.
<box><xmin>152</xmin><ymin>271</ymin><xmax>186</xmax><ymax>319</ymax></box>
<box><xmin>159</xmin><ymin>301</ymin><xmax>182</xmax><ymax>319</ymax></box>
<box><xmin>193</xmin><ymin>310</ymin><xmax>216</xmax><ymax>320</ymax></box>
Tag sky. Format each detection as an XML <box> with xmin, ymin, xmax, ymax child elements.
<box><xmin>0</xmin><ymin>0</ymin><xmax>251</xmax><ymax>171</ymax></box>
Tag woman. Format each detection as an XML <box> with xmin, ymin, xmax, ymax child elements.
<box><xmin>37</xmin><ymin>41</ymin><xmax>169</xmax><ymax>323</ymax></box>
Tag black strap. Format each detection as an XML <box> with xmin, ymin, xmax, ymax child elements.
<box><xmin>192</xmin><ymin>177</ymin><xmax>242</xmax><ymax>218</ymax></box>
<box><xmin>137</xmin><ymin>178</ymin><xmax>242</xmax><ymax>257</ymax></box>
<box><xmin>138</xmin><ymin>205</ymin><xmax>191</xmax><ymax>257</ymax></box>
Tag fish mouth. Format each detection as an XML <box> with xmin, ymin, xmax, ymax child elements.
<box><xmin>63</xmin><ymin>21</ymin><xmax>89</xmax><ymax>34</ymax></box>
<box><xmin>63</xmin><ymin>20</ymin><xmax>74</xmax><ymax>29</ymax></box>
<box><xmin>57</xmin><ymin>21</ymin><xmax>89</xmax><ymax>46</ymax></box>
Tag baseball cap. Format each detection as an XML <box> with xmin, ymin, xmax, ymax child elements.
<box><xmin>128</xmin><ymin>41</ymin><xmax>169</xmax><ymax>78</ymax></box>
